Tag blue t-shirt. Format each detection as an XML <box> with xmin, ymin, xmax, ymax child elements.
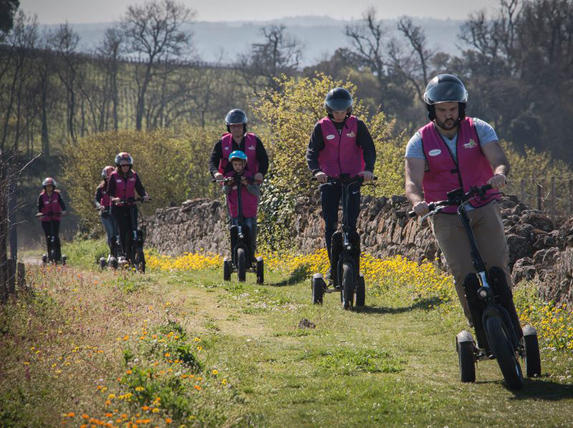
<box><xmin>405</xmin><ymin>118</ymin><xmax>498</xmax><ymax>160</ymax></box>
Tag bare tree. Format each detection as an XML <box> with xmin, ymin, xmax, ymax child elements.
<box><xmin>344</xmin><ymin>7</ymin><xmax>390</xmax><ymax>109</ymax></box>
<box><xmin>236</xmin><ymin>24</ymin><xmax>303</xmax><ymax>96</ymax></box>
<box><xmin>121</xmin><ymin>0</ymin><xmax>195</xmax><ymax>130</ymax></box>
<box><xmin>48</xmin><ymin>22</ymin><xmax>81</xmax><ymax>142</ymax></box>
<box><xmin>0</xmin><ymin>10</ymin><xmax>38</xmax><ymax>152</ymax></box>
<box><xmin>393</xmin><ymin>17</ymin><xmax>434</xmax><ymax>100</ymax></box>
<box><xmin>98</xmin><ymin>26</ymin><xmax>123</xmax><ymax>131</ymax></box>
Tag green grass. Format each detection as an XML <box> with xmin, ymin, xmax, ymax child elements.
<box><xmin>1</xmin><ymin>240</ymin><xmax>572</xmax><ymax>427</ymax></box>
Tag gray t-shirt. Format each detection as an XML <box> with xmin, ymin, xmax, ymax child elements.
<box><xmin>405</xmin><ymin>118</ymin><xmax>498</xmax><ymax>160</ymax></box>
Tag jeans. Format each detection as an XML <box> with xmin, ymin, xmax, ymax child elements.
<box><xmin>100</xmin><ymin>212</ymin><xmax>118</xmax><ymax>253</ymax></box>
<box><xmin>231</xmin><ymin>217</ymin><xmax>257</xmax><ymax>253</ymax></box>
<box><xmin>321</xmin><ymin>182</ymin><xmax>361</xmax><ymax>255</ymax></box>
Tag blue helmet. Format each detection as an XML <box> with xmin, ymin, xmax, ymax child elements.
<box><xmin>229</xmin><ymin>150</ymin><xmax>247</xmax><ymax>162</ymax></box>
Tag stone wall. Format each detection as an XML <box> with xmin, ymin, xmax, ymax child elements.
<box><xmin>145</xmin><ymin>193</ymin><xmax>573</xmax><ymax>305</ymax></box>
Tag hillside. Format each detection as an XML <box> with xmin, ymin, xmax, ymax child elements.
<box><xmin>41</xmin><ymin>16</ymin><xmax>463</xmax><ymax>67</ymax></box>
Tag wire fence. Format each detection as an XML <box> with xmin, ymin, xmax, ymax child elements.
<box><xmin>506</xmin><ymin>177</ymin><xmax>573</xmax><ymax>220</ymax></box>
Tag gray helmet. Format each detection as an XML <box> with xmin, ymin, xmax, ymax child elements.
<box><xmin>324</xmin><ymin>87</ymin><xmax>353</xmax><ymax>116</ymax></box>
<box><xmin>225</xmin><ymin>109</ymin><xmax>248</xmax><ymax>132</ymax></box>
<box><xmin>423</xmin><ymin>74</ymin><xmax>468</xmax><ymax>120</ymax></box>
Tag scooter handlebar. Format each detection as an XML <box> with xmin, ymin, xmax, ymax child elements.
<box><xmin>407</xmin><ymin>184</ymin><xmax>494</xmax><ymax>218</ymax></box>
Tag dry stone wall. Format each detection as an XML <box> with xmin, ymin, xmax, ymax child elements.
<box><xmin>145</xmin><ymin>192</ymin><xmax>573</xmax><ymax>305</ymax></box>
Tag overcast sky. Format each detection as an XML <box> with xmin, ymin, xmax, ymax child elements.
<box><xmin>20</xmin><ymin>0</ymin><xmax>501</xmax><ymax>24</ymax></box>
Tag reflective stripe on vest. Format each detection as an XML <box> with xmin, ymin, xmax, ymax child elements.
<box><xmin>421</xmin><ymin>117</ymin><xmax>499</xmax><ymax>213</ymax></box>
<box><xmin>218</xmin><ymin>133</ymin><xmax>259</xmax><ymax>175</ymax></box>
<box><xmin>317</xmin><ymin>116</ymin><xmax>364</xmax><ymax>178</ymax></box>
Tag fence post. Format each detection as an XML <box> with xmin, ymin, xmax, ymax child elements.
<box><xmin>537</xmin><ymin>180</ymin><xmax>543</xmax><ymax>211</ymax></box>
<box><xmin>550</xmin><ymin>177</ymin><xmax>556</xmax><ymax>219</ymax></box>
<box><xmin>7</xmin><ymin>258</ymin><xmax>16</xmax><ymax>295</ymax></box>
<box><xmin>569</xmin><ymin>179</ymin><xmax>573</xmax><ymax>217</ymax></box>
<box><xmin>17</xmin><ymin>262</ymin><xmax>25</xmax><ymax>289</ymax></box>
<box><xmin>520</xmin><ymin>179</ymin><xmax>526</xmax><ymax>205</ymax></box>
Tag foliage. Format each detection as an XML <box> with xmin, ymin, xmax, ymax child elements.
<box><xmin>61</xmin><ymin>126</ymin><xmax>222</xmax><ymax>233</ymax></box>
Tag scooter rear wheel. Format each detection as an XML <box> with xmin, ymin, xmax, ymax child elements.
<box><xmin>485</xmin><ymin>315</ymin><xmax>524</xmax><ymax>389</ymax></box>
<box><xmin>99</xmin><ymin>257</ymin><xmax>107</xmax><ymax>270</ymax></box>
<box><xmin>256</xmin><ymin>257</ymin><xmax>264</xmax><ymax>284</ymax></box>
<box><xmin>134</xmin><ymin>248</ymin><xmax>145</xmax><ymax>273</ymax></box>
<box><xmin>457</xmin><ymin>340</ymin><xmax>476</xmax><ymax>382</ymax></box>
<box><xmin>223</xmin><ymin>258</ymin><xmax>232</xmax><ymax>281</ymax></box>
<box><xmin>237</xmin><ymin>248</ymin><xmax>246</xmax><ymax>282</ymax></box>
<box><xmin>355</xmin><ymin>274</ymin><xmax>365</xmax><ymax>307</ymax></box>
<box><xmin>523</xmin><ymin>327</ymin><xmax>542</xmax><ymax>378</ymax></box>
<box><xmin>341</xmin><ymin>262</ymin><xmax>354</xmax><ymax>310</ymax></box>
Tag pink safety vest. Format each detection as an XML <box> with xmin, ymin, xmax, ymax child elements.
<box><xmin>110</xmin><ymin>170</ymin><xmax>138</xmax><ymax>205</ymax></box>
<box><xmin>224</xmin><ymin>171</ymin><xmax>258</xmax><ymax>218</ymax></box>
<box><xmin>40</xmin><ymin>191</ymin><xmax>62</xmax><ymax>222</ymax></box>
<box><xmin>420</xmin><ymin>117</ymin><xmax>499</xmax><ymax>213</ymax></box>
<box><xmin>99</xmin><ymin>186</ymin><xmax>111</xmax><ymax>207</ymax></box>
<box><xmin>218</xmin><ymin>133</ymin><xmax>259</xmax><ymax>175</ymax></box>
<box><xmin>317</xmin><ymin>116</ymin><xmax>364</xmax><ymax>178</ymax></box>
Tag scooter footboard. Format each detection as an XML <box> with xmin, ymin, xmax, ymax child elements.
<box><xmin>463</xmin><ymin>273</ymin><xmax>489</xmax><ymax>351</ymax></box>
<box><xmin>489</xmin><ymin>266</ymin><xmax>523</xmax><ymax>341</ymax></box>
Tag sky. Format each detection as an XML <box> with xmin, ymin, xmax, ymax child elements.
<box><xmin>20</xmin><ymin>0</ymin><xmax>501</xmax><ymax>24</ymax></box>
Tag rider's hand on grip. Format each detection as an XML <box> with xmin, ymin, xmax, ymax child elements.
<box><xmin>314</xmin><ymin>172</ymin><xmax>328</xmax><ymax>183</ymax></box>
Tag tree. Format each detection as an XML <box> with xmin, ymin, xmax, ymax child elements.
<box><xmin>48</xmin><ymin>23</ymin><xmax>81</xmax><ymax>142</ymax></box>
<box><xmin>121</xmin><ymin>0</ymin><xmax>195</xmax><ymax>130</ymax></box>
<box><xmin>0</xmin><ymin>0</ymin><xmax>19</xmax><ymax>39</ymax></box>
<box><xmin>96</xmin><ymin>25</ymin><xmax>124</xmax><ymax>131</ymax></box>
<box><xmin>236</xmin><ymin>24</ymin><xmax>303</xmax><ymax>96</ymax></box>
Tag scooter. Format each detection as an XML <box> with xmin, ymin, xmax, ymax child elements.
<box><xmin>408</xmin><ymin>184</ymin><xmax>541</xmax><ymax>389</ymax></box>
<box><xmin>114</xmin><ymin>197</ymin><xmax>149</xmax><ymax>273</ymax></box>
<box><xmin>311</xmin><ymin>174</ymin><xmax>375</xmax><ymax>310</ymax></box>
<box><xmin>37</xmin><ymin>211</ymin><xmax>67</xmax><ymax>266</ymax></box>
<box><xmin>215</xmin><ymin>175</ymin><xmax>264</xmax><ymax>284</ymax></box>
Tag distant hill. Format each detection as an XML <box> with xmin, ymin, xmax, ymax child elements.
<box><xmin>41</xmin><ymin>16</ymin><xmax>465</xmax><ymax>67</ymax></box>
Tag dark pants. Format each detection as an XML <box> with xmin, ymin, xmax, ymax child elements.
<box><xmin>321</xmin><ymin>182</ymin><xmax>361</xmax><ymax>255</ymax></box>
<box><xmin>112</xmin><ymin>205</ymin><xmax>137</xmax><ymax>256</ymax></box>
<box><xmin>231</xmin><ymin>217</ymin><xmax>257</xmax><ymax>253</ymax></box>
<box><xmin>41</xmin><ymin>220</ymin><xmax>61</xmax><ymax>257</ymax></box>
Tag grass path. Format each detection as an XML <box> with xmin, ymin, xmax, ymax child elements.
<box><xmin>1</xmin><ymin>262</ymin><xmax>572</xmax><ymax>427</ymax></box>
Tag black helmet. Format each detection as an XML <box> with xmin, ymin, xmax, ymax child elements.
<box><xmin>225</xmin><ymin>109</ymin><xmax>248</xmax><ymax>132</ymax></box>
<box><xmin>423</xmin><ymin>74</ymin><xmax>468</xmax><ymax>121</ymax></box>
<box><xmin>324</xmin><ymin>87</ymin><xmax>353</xmax><ymax>116</ymax></box>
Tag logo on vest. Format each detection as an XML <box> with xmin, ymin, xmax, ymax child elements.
<box><xmin>346</xmin><ymin>131</ymin><xmax>356</xmax><ymax>138</ymax></box>
<box><xmin>464</xmin><ymin>139</ymin><xmax>477</xmax><ymax>149</ymax></box>
<box><xmin>224</xmin><ymin>146</ymin><xmax>230</xmax><ymax>150</ymax></box>
<box><xmin>248</xmin><ymin>145</ymin><xmax>255</xmax><ymax>150</ymax></box>
<box><xmin>129</xmin><ymin>178</ymin><xmax>136</xmax><ymax>181</ymax></box>
<box><xmin>117</xmin><ymin>179</ymin><xmax>123</xmax><ymax>183</ymax></box>
<box><xmin>326</xmin><ymin>135</ymin><xmax>335</xmax><ymax>140</ymax></box>
<box><xmin>428</xmin><ymin>149</ymin><xmax>442</xmax><ymax>157</ymax></box>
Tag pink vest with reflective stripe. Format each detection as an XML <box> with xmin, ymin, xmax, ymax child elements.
<box><xmin>41</xmin><ymin>191</ymin><xmax>62</xmax><ymax>222</ymax></box>
<box><xmin>110</xmin><ymin>171</ymin><xmax>138</xmax><ymax>204</ymax></box>
<box><xmin>318</xmin><ymin>116</ymin><xmax>364</xmax><ymax>178</ymax></box>
<box><xmin>224</xmin><ymin>171</ymin><xmax>258</xmax><ymax>218</ymax></box>
<box><xmin>421</xmin><ymin>117</ymin><xmax>499</xmax><ymax>213</ymax></box>
<box><xmin>218</xmin><ymin>133</ymin><xmax>259</xmax><ymax>175</ymax></box>
<box><xmin>99</xmin><ymin>187</ymin><xmax>111</xmax><ymax>207</ymax></box>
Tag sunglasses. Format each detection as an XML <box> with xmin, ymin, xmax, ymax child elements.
<box><xmin>120</xmin><ymin>164</ymin><xmax>131</xmax><ymax>167</ymax></box>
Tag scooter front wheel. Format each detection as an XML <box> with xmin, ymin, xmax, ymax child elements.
<box><xmin>237</xmin><ymin>248</ymin><xmax>246</xmax><ymax>282</ymax></box>
<box><xmin>485</xmin><ymin>314</ymin><xmax>524</xmax><ymax>389</ymax></box>
<box><xmin>523</xmin><ymin>325</ymin><xmax>541</xmax><ymax>378</ymax></box>
<box><xmin>341</xmin><ymin>262</ymin><xmax>355</xmax><ymax>310</ymax></box>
